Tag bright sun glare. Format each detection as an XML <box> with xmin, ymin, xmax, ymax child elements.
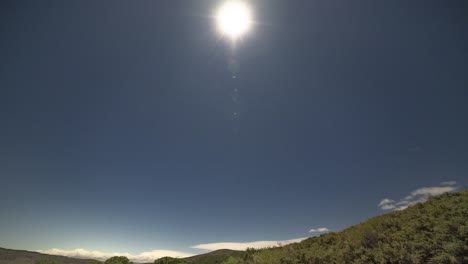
<box><xmin>216</xmin><ymin>1</ymin><xmax>252</xmax><ymax>39</ymax></box>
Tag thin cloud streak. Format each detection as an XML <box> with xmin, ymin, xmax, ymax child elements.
<box><xmin>37</xmin><ymin>248</ymin><xmax>194</xmax><ymax>263</ymax></box>
<box><xmin>378</xmin><ymin>198</ymin><xmax>395</xmax><ymax>207</ymax></box>
<box><xmin>309</xmin><ymin>227</ymin><xmax>330</xmax><ymax>233</ymax></box>
<box><xmin>378</xmin><ymin>182</ymin><xmax>459</xmax><ymax>211</ymax></box>
<box><xmin>191</xmin><ymin>237</ymin><xmax>308</xmax><ymax>251</ymax></box>
<box><xmin>441</xmin><ymin>181</ymin><xmax>457</xmax><ymax>186</ymax></box>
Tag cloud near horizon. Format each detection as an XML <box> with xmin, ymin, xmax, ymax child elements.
<box><xmin>440</xmin><ymin>181</ymin><xmax>457</xmax><ymax>186</ymax></box>
<box><xmin>191</xmin><ymin>237</ymin><xmax>308</xmax><ymax>251</ymax></box>
<box><xmin>378</xmin><ymin>182</ymin><xmax>459</xmax><ymax>211</ymax></box>
<box><xmin>37</xmin><ymin>248</ymin><xmax>194</xmax><ymax>263</ymax></box>
<box><xmin>309</xmin><ymin>227</ymin><xmax>330</xmax><ymax>233</ymax></box>
<box><xmin>38</xmin><ymin>236</ymin><xmax>311</xmax><ymax>261</ymax></box>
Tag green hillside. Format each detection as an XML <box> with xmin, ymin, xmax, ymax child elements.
<box><xmin>183</xmin><ymin>249</ymin><xmax>244</xmax><ymax>264</ymax></box>
<box><xmin>192</xmin><ymin>190</ymin><xmax>468</xmax><ymax>264</ymax></box>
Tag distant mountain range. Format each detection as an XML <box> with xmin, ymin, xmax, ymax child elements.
<box><xmin>0</xmin><ymin>248</ymin><xmax>96</xmax><ymax>264</ymax></box>
<box><xmin>0</xmin><ymin>248</ymin><xmax>244</xmax><ymax>264</ymax></box>
<box><xmin>2</xmin><ymin>190</ymin><xmax>467</xmax><ymax>264</ymax></box>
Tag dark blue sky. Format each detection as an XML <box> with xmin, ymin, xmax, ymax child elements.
<box><xmin>1</xmin><ymin>0</ymin><xmax>467</xmax><ymax>259</ymax></box>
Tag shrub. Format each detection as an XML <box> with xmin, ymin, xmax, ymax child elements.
<box><xmin>154</xmin><ymin>256</ymin><xmax>186</xmax><ymax>264</ymax></box>
<box><xmin>104</xmin><ymin>256</ymin><xmax>131</xmax><ymax>264</ymax></box>
<box><xmin>35</xmin><ymin>260</ymin><xmax>61</xmax><ymax>264</ymax></box>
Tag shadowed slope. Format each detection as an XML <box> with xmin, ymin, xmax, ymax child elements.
<box><xmin>0</xmin><ymin>248</ymin><xmax>98</xmax><ymax>264</ymax></box>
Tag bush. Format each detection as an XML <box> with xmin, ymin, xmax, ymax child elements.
<box><xmin>104</xmin><ymin>256</ymin><xmax>131</xmax><ymax>264</ymax></box>
<box><xmin>35</xmin><ymin>260</ymin><xmax>61</xmax><ymax>264</ymax></box>
<box><xmin>154</xmin><ymin>256</ymin><xmax>186</xmax><ymax>264</ymax></box>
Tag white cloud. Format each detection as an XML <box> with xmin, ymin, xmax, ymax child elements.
<box><xmin>380</xmin><ymin>204</ymin><xmax>396</xmax><ymax>210</ymax></box>
<box><xmin>395</xmin><ymin>205</ymin><xmax>409</xmax><ymax>211</ymax></box>
<box><xmin>39</xmin><ymin>237</ymin><xmax>311</xmax><ymax>261</ymax></box>
<box><xmin>191</xmin><ymin>237</ymin><xmax>307</xmax><ymax>251</ymax></box>
<box><xmin>132</xmin><ymin>250</ymin><xmax>194</xmax><ymax>262</ymax></box>
<box><xmin>378</xmin><ymin>198</ymin><xmax>395</xmax><ymax>207</ymax></box>
<box><xmin>441</xmin><ymin>181</ymin><xmax>457</xmax><ymax>186</ymax></box>
<box><xmin>37</xmin><ymin>248</ymin><xmax>194</xmax><ymax>263</ymax></box>
<box><xmin>309</xmin><ymin>227</ymin><xmax>330</xmax><ymax>233</ymax></box>
<box><xmin>378</xmin><ymin>182</ymin><xmax>458</xmax><ymax>211</ymax></box>
<box><xmin>37</xmin><ymin>249</ymin><xmax>128</xmax><ymax>261</ymax></box>
<box><xmin>37</xmin><ymin>236</ymin><xmax>317</xmax><ymax>261</ymax></box>
<box><xmin>395</xmin><ymin>200</ymin><xmax>409</xmax><ymax>205</ymax></box>
<box><xmin>410</xmin><ymin>186</ymin><xmax>456</xmax><ymax>197</ymax></box>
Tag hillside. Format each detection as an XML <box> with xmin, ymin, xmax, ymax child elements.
<box><xmin>184</xmin><ymin>249</ymin><xmax>244</xmax><ymax>264</ymax></box>
<box><xmin>0</xmin><ymin>248</ymin><xmax>97</xmax><ymax>264</ymax></box>
<box><xmin>211</xmin><ymin>190</ymin><xmax>468</xmax><ymax>264</ymax></box>
<box><xmin>2</xmin><ymin>190</ymin><xmax>466</xmax><ymax>264</ymax></box>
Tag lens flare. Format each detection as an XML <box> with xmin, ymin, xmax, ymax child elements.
<box><xmin>216</xmin><ymin>1</ymin><xmax>252</xmax><ymax>39</ymax></box>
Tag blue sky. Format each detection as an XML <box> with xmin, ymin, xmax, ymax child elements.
<box><xmin>1</xmin><ymin>0</ymin><xmax>467</xmax><ymax>262</ymax></box>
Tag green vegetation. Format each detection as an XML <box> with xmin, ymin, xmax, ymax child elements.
<box><xmin>35</xmin><ymin>260</ymin><xmax>61</xmax><ymax>264</ymax></box>
<box><xmin>104</xmin><ymin>256</ymin><xmax>131</xmax><ymax>264</ymax></box>
<box><xmin>222</xmin><ymin>256</ymin><xmax>242</xmax><ymax>264</ymax></box>
<box><xmin>154</xmin><ymin>256</ymin><xmax>186</xmax><ymax>264</ymax></box>
<box><xmin>192</xmin><ymin>190</ymin><xmax>467</xmax><ymax>264</ymax></box>
<box><xmin>184</xmin><ymin>249</ymin><xmax>244</xmax><ymax>264</ymax></box>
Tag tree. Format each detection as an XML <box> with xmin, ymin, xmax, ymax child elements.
<box><xmin>35</xmin><ymin>260</ymin><xmax>61</xmax><ymax>264</ymax></box>
<box><xmin>154</xmin><ymin>256</ymin><xmax>186</xmax><ymax>264</ymax></box>
<box><xmin>221</xmin><ymin>256</ymin><xmax>241</xmax><ymax>264</ymax></box>
<box><xmin>104</xmin><ymin>256</ymin><xmax>131</xmax><ymax>264</ymax></box>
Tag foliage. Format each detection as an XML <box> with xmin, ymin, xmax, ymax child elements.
<box><xmin>222</xmin><ymin>256</ymin><xmax>242</xmax><ymax>264</ymax></box>
<box><xmin>35</xmin><ymin>260</ymin><xmax>61</xmax><ymax>264</ymax></box>
<box><xmin>104</xmin><ymin>256</ymin><xmax>131</xmax><ymax>264</ymax></box>
<box><xmin>154</xmin><ymin>256</ymin><xmax>186</xmax><ymax>264</ymax></box>
<box><xmin>184</xmin><ymin>249</ymin><xmax>244</xmax><ymax>264</ymax></box>
<box><xmin>189</xmin><ymin>190</ymin><xmax>468</xmax><ymax>264</ymax></box>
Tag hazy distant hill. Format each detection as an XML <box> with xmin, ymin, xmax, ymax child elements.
<box><xmin>0</xmin><ymin>248</ymin><xmax>97</xmax><ymax>264</ymax></box>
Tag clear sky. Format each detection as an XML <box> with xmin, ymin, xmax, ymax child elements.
<box><xmin>1</xmin><ymin>0</ymin><xmax>467</xmax><ymax>262</ymax></box>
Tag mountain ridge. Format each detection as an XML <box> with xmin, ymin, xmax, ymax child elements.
<box><xmin>0</xmin><ymin>247</ymin><xmax>97</xmax><ymax>264</ymax></box>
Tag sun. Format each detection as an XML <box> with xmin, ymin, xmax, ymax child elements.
<box><xmin>216</xmin><ymin>1</ymin><xmax>252</xmax><ymax>39</ymax></box>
